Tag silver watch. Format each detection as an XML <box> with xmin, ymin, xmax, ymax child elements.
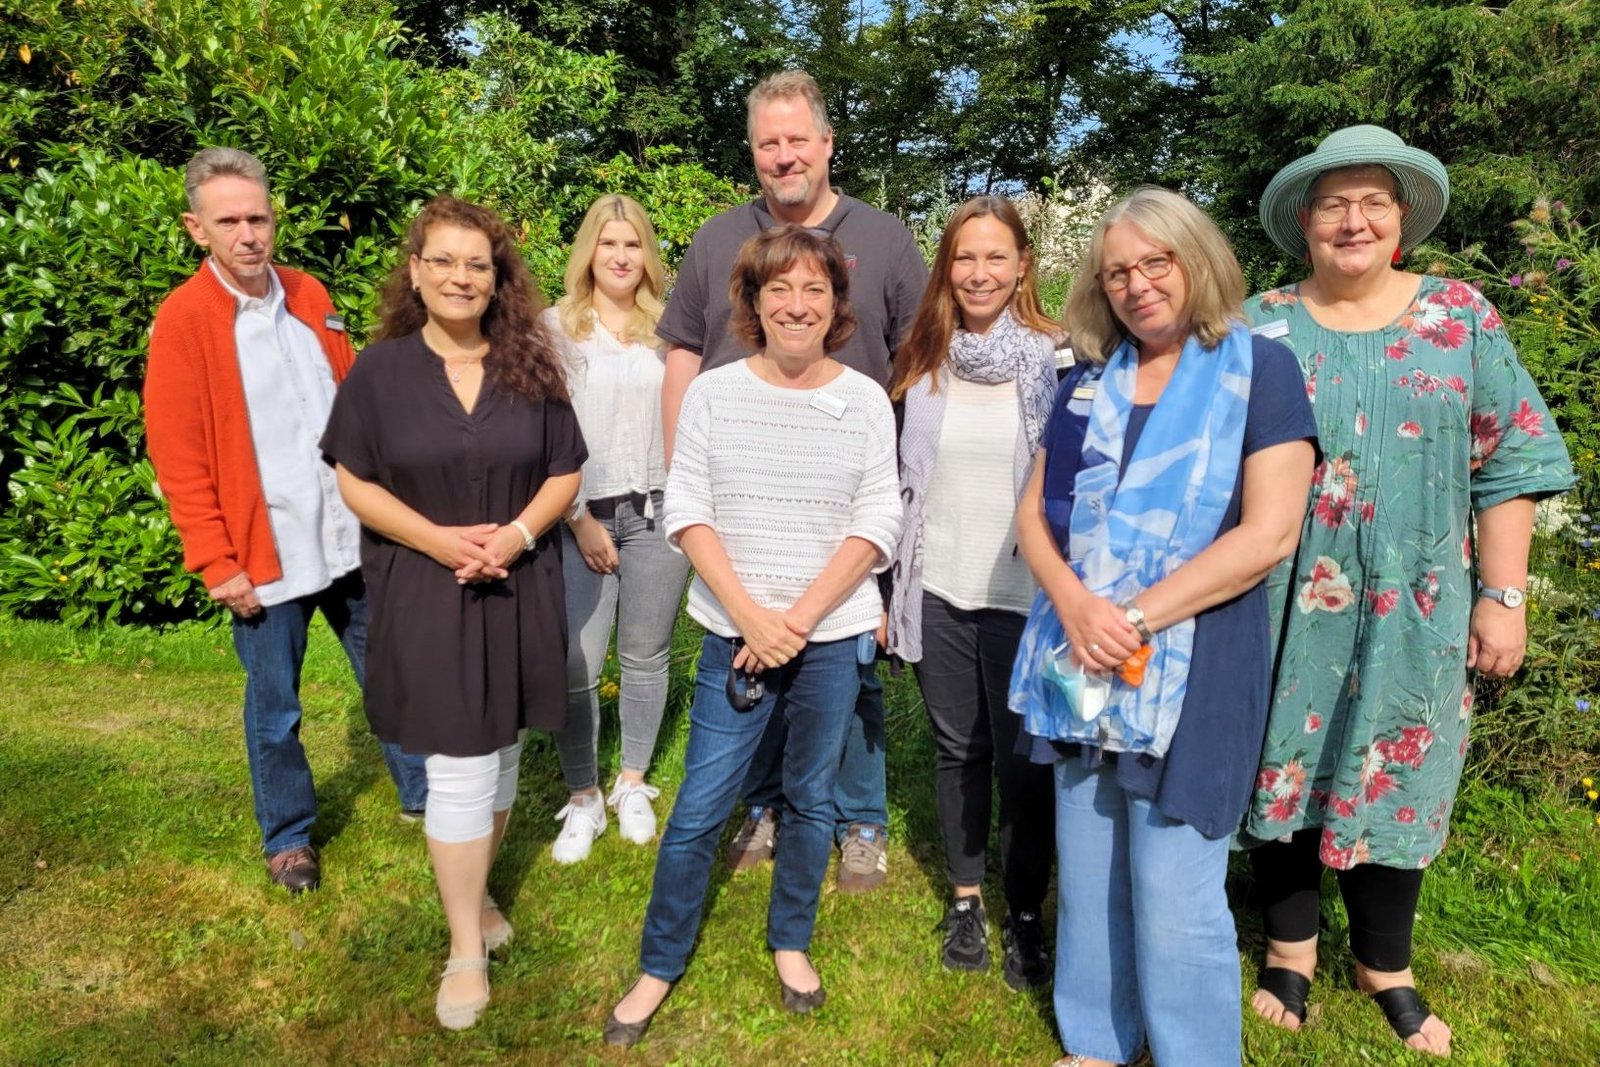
<box><xmin>1124</xmin><ymin>604</ymin><xmax>1155</xmax><ymax>642</ymax></box>
<box><xmin>1479</xmin><ymin>585</ymin><xmax>1526</xmax><ymax>608</ymax></box>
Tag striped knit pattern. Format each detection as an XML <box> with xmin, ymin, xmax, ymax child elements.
<box><xmin>665</xmin><ymin>360</ymin><xmax>902</xmax><ymax>642</ymax></box>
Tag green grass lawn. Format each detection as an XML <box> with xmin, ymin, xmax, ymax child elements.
<box><xmin>1</xmin><ymin>614</ymin><xmax>1597</xmax><ymax>1066</ymax></box>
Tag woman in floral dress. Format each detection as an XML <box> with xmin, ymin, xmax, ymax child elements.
<box><xmin>1241</xmin><ymin>126</ymin><xmax>1574</xmax><ymax>1058</ymax></box>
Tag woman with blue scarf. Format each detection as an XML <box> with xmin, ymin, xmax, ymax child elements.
<box><xmin>1011</xmin><ymin>186</ymin><xmax>1318</xmax><ymax>1067</ymax></box>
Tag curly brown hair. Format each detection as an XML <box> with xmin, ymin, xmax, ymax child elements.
<box><xmin>727</xmin><ymin>225</ymin><xmax>858</xmax><ymax>355</ymax></box>
<box><xmin>373</xmin><ymin>195</ymin><xmax>568</xmax><ymax>403</ymax></box>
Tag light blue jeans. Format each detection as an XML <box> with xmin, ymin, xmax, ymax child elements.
<box><xmin>1054</xmin><ymin>759</ymin><xmax>1242</xmax><ymax>1066</ymax></box>
<box><xmin>554</xmin><ymin>491</ymin><xmax>689</xmax><ymax>791</ymax></box>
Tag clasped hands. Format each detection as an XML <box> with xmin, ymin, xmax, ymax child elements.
<box><xmin>428</xmin><ymin>522</ymin><xmax>525</xmax><ymax>584</ymax></box>
<box><xmin>1055</xmin><ymin>589</ymin><xmax>1143</xmax><ymax>673</ymax></box>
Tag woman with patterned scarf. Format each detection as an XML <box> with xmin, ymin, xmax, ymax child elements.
<box><xmin>887</xmin><ymin>196</ymin><xmax>1060</xmax><ymax>989</ymax></box>
<box><xmin>1010</xmin><ymin>186</ymin><xmax>1317</xmax><ymax>1067</ymax></box>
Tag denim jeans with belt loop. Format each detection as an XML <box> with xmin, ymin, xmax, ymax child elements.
<box><xmin>639</xmin><ymin>633</ymin><xmax>862</xmax><ymax>981</ymax></box>
<box><xmin>230</xmin><ymin>571</ymin><xmax>429</xmax><ymax>855</ymax></box>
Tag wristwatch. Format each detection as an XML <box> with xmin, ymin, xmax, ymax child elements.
<box><xmin>1124</xmin><ymin>604</ymin><xmax>1155</xmax><ymax>642</ymax></box>
<box><xmin>1479</xmin><ymin>585</ymin><xmax>1526</xmax><ymax>608</ymax></box>
<box><xmin>510</xmin><ymin>519</ymin><xmax>536</xmax><ymax>552</ymax></box>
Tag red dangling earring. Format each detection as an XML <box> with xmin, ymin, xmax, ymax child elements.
<box><xmin>1391</xmin><ymin>246</ymin><xmax>1403</xmax><ymax>267</ymax></box>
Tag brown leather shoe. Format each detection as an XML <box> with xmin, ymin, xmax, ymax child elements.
<box><xmin>267</xmin><ymin>845</ymin><xmax>320</xmax><ymax>893</ymax></box>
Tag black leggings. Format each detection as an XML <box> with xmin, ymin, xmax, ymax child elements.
<box><xmin>1250</xmin><ymin>827</ymin><xmax>1425</xmax><ymax>972</ymax></box>
<box><xmin>912</xmin><ymin>592</ymin><xmax>1054</xmax><ymax>912</ymax></box>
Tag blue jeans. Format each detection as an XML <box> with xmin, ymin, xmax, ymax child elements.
<box><xmin>640</xmin><ymin>633</ymin><xmax>862</xmax><ymax>981</ymax></box>
<box><xmin>1054</xmin><ymin>759</ymin><xmax>1241</xmax><ymax>1066</ymax></box>
<box><xmin>743</xmin><ymin>660</ymin><xmax>887</xmax><ymax>838</ymax></box>
<box><xmin>230</xmin><ymin>572</ymin><xmax>428</xmax><ymax>856</ymax></box>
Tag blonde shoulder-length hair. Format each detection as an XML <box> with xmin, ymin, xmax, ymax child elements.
<box><xmin>556</xmin><ymin>194</ymin><xmax>666</xmax><ymax>347</ymax></box>
<box><xmin>1062</xmin><ymin>186</ymin><xmax>1245</xmax><ymax>364</ymax></box>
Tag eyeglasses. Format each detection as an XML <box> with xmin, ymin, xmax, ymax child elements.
<box><xmin>1096</xmin><ymin>252</ymin><xmax>1176</xmax><ymax>292</ymax></box>
<box><xmin>419</xmin><ymin>255</ymin><xmax>494</xmax><ymax>279</ymax></box>
<box><xmin>1308</xmin><ymin>193</ymin><xmax>1397</xmax><ymax>225</ymax></box>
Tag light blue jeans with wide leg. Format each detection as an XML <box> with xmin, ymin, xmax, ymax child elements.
<box><xmin>1053</xmin><ymin>758</ymin><xmax>1242</xmax><ymax>1066</ymax></box>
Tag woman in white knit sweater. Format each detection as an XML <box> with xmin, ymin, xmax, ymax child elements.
<box><xmin>605</xmin><ymin>225</ymin><xmax>902</xmax><ymax>1046</ymax></box>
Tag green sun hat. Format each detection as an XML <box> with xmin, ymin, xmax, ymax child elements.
<box><xmin>1259</xmin><ymin>125</ymin><xmax>1450</xmax><ymax>260</ymax></box>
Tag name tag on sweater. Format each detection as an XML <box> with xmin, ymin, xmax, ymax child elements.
<box><xmin>1252</xmin><ymin>319</ymin><xmax>1289</xmax><ymax>340</ymax></box>
<box><xmin>810</xmin><ymin>389</ymin><xmax>848</xmax><ymax>419</ymax></box>
<box><xmin>324</xmin><ymin>314</ymin><xmax>346</xmax><ymax>332</ymax></box>
<box><xmin>1071</xmin><ymin>382</ymin><xmax>1097</xmax><ymax>401</ymax></box>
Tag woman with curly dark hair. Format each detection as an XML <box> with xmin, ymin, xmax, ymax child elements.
<box><xmin>321</xmin><ymin>195</ymin><xmax>587</xmax><ymax>1031</ymax></box>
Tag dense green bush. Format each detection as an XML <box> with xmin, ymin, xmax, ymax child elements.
<box><xmin>0</xmin><ymin>0</ymin><xmax>739</xmax><ymax>624</ymax></box>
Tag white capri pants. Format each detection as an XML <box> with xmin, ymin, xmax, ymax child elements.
<box><xmin>423</xmin><ymin>742</ymin><xmax>522</xmax><ymax>843</ymax></box>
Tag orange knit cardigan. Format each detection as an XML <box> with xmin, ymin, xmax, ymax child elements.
<box><xmin>144</xmin><ymin>263</ymin><xmax>356</xmax><ymax>590</ymax></box>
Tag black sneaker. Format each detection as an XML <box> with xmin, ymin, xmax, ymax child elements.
<box><xmin>1002</xmin><ymin>910</ymin><xmax>1051</xmax><ymax>990</ymax></box>
<box><xmin>939</xmin><ymin>896</ymin><xmax>989</xmax><ymax>971</ymax></box>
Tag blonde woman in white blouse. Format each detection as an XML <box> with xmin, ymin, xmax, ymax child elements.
<box><xmin>544</xmin><ymin>195</ymin><xmax>688</xmax><ymax>864</ymax></box>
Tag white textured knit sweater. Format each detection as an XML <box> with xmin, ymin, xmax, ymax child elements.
<box><xmin>665</xmin><ymin>360</ymin><xmax>902</xmax><ymax>642</ymax></box>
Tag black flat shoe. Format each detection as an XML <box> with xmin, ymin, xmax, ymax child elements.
<box><xmin>776</xmin><ymin>953</ymin><xmax>826</xmax><ymax>1013</ymax></box>
<box><xmin>603</xmin><ymin>978</ymin><xmax>672</xmax><ymax>1047</ymax></box>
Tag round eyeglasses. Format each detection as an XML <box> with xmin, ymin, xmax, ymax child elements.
<box><xmin>1308</xmin><ymin>193</ymin><xmax>1397</xmax><ymax>225</ymax></box>
<box><xmin>1097</xmin><ymin>252</ymin><xmax>1176</xmax><ymax>293</ymax></box>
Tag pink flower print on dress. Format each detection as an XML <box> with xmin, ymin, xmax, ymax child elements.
<box><xmin>1460</xmin><ymin>690</ymin><xmax>1473</xmax><ymax>721</ymax></box>
<box><xmin>1385</xmin><ymin>337</ymin><xmax>1411</xmax><ymax>361</ymax></box>
<box><xmin>1461</xmin><ymin>531</ymin><xmax>1472</xmax><ymax>569</ymax></box>
<box><xmin>1366</xmin><ymin>588</ymin><xmax>1400</xmax><ymax>617</ymax></box>
<box><xmin>1375</xmin><ymin>725</ymin><xmax>1435</xmax><ymax>770</ymax></box>
<box><xmin>1312</xmin><ymin>457</ymin><xmax>1358</xmax><ymax>528</ymax></box>
<box><xmin>1297</xmin><ymin>556</ymin><xmax>1356</xmax><ymax>614</ymax></box>
<box><xmin>1511</xmin><ymin>398</ymin><xmax>1546</xmax><ymax>437</ymax></box>
<box><xmin>1435</xmin><ymin>280</ymin><xmax>1478</xmax><ymax>308</ymax></box>
<box><xmin>1359</xmin><ymin>501</ymin><xmax>1376</xmax><ymax>523</ymax></box>
<box><xmin>1395</xmin><ymin>806</ymin><xmax>1418</xmax><ymax>824</ymax></box>
<box><xmin>1261</xmin><ymin>288</ymin><xmax>1299</xmax><ymax>306</ymax></box>
<box><xmin>1417</xmin><ymin>318</ymin><xmax>1468</xmax><ymax>351</ymax></box>
<box><xmin>1305</xmin><ymin>712</ymin><xmax>1323</xmax><ymax>733</ymax></box>
<box><xmin>1470</xmin><ymin>411</ymin><xmax>1503</xmax><ymax>469</ymax></box>
<box><xmin>1398</xmin><ymin>421</ymin><xmax>1423</xmax><ymax>438</ymax></box>
<box><xmin>1482</xmin><ymin>304</ymin><xmax>1503</xmax><ymax>332</ymax></box>
<box><xmin>1355</xmin><ymin>412</ymin><xmax>1368</xmax><ymax>435</ymax></box>
<box><xmin>1443</xmin><ymin>375</ymin><xmax>1468</xmax><ymax>399</ymax></box>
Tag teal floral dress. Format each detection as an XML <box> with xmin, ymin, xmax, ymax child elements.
<box><xmin>1241</xmin><ymin>276</ymin><xmax>1573</xmax><ymax>869</ymax></box>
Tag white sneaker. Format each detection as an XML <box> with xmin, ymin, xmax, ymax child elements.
<box><xmin>607</xmin><ymin>777</ymin><xmax>661</xmax><ymax>845</ymax></box>
<box><xmin>550</xmin><ymin>792</ymin><xmax>606</xmax><ymax>864</ymax></box>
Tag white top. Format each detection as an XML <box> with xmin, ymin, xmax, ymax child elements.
<box><xmin>665</xmin><ymin>360</ymin><xmax>902</xmax><ymax>642</ymax></box>
<box><xmin>543</xmin><ymin>306</ymin><xmax>668</xmax><ymax>508</ymax></box>
<box><xmin>212</xmin><ymin>259</ymin><xmax>360</xmax><ymax>607</ymax></box>
<box><xmin>921</xmin><ymin>376</ymin><xmax>1037</xmax><ymax>614</ymax></box>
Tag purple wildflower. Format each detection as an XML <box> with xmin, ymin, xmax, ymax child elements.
<box><xmin>1556</xmin><ymin>258</ymin><xmax>1573</xmax><ymax>271</ymax></box>
<box><xmin>1579</xmin><ymin>699</ymin><xmax>1592</xmax><ymax>712</ymax></box>
<box><xmin>1553</xmin><ymin>200</ymin><xmax>1567</xmax><ymax>213</ymax></box>
<box><xmin>1508</xmin><ymin>275</ymin><xmax>1523</xmax><ymax>288</ymax></box>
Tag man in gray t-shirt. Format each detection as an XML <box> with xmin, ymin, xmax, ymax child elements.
<box><xmin>659</xmin><ymin>69</ymin><xmax>927</xmax><ymax>896</ymax></box>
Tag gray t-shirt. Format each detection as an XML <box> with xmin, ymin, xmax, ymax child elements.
<box><xmin>657</xmin><ymin>192</ymin><xmax>929</xmax><ymax>387</ymax></box>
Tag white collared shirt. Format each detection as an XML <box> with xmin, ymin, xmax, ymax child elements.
<box><xmin>211</xmin><ymin>259</ymin><xmax>360</xmax><ymax>606</ymax></box>
<box><xmin>544</xmin><ymin>307</ymin><xmax>668</xmax><ymax>509</ymax></box>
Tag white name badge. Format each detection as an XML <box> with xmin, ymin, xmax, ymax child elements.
<box><xmin>810</xmin><ymin>389</ymin><xmax>848</xmax><ymax>419</ymax></box>
<box><xmin>1071</xmin><ymin>383</ymin><xmax>1097</xmax><ymax>401</ymax></box>
<box><xmin>1252</xmin><ymin>319</ymin><xmax>1290</xmax><ymax>340</ymax></box>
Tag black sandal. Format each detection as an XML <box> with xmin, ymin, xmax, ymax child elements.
<box><xmin>1255</xmin><ymin>966</ymin><xmax>1312</xmax><ymax>1027</ymax></box>
<box><xmin>1370</xmin><ymin>985</ymin><xmax>1433</xmax><ymax>1042</ymax></box>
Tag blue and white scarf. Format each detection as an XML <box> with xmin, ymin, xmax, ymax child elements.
<box><xmin>1008</xmin><ymin>322</ymin><xmax>1254</xmax><ymax>757</ymax></box>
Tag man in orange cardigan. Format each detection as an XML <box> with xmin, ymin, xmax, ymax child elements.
<box><xmin>144</xmin><ymin>147</ymin><xmax>427</xmax><ymax>892</ymax></box>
